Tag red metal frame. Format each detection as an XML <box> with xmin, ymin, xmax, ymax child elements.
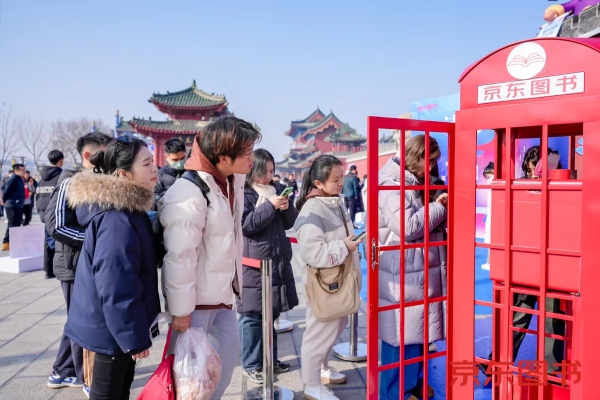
<box><xmin>367</xmin><ymin>37</ymin><xmax>600</xmax><ymax>400</ymax></box>
<box><xmin>455</xmin><ymin>38</ymin><xmax>600</xmax><ymax>400</ymax></box>
<box><xmin>366</xmin><ymin>117</ymin><xmax>454</xmax><ymax>400</ymax></box>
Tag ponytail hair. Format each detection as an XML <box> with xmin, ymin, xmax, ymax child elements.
<box><xmin>89</xmin><ymin>137</ymin><xmax>147</xmax><ymax>175</ymax></box>
<box><xmin>296</xmin><ymin>154</ymin><xmax>343</xmax><ymax>211</ymax></box>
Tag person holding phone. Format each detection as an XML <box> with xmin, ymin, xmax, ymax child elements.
<box><xmin>236</xmin><ymin>149</ymin><xmax>299</xmax><ymax>383</ymax></box>
<box><xmin>294</xmin><ymin>155</ymin><xmax>363</xmax><ymax>400</ymax></box>
<box><xmin>378</xmin><ymin>135</ymin><xmax>448</xmax><ymax>400</ymax></box>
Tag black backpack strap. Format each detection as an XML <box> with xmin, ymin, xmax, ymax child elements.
<box><xmin>181</xmin><ymin>170</ymin><xmax>211</xmax><ymax>207</ymax></box>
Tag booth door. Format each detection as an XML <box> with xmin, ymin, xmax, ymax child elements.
<box><xmin>365</xmin><ymin>116</ymin><xmax>456</xmax><ymax>400</ymax></box>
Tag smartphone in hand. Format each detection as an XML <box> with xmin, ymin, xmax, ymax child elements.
<box><xmin>351</xmin><ymin>231</ymin><xmax>366</xmax><ymax>241</ymax></box>
<box><xmin>280</xmin><ymin>187</ymin><xmax>294</xmax><ymax>197</ymax></box>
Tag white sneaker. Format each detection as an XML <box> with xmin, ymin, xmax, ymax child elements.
<box><xmin>320</xmin><ymin>367</ymin><xmax>346</xmax><ymax>384</ymax></box>
<box><xmin>304</xmin><ymin>384</ymin><xmax>339</xmax><ymax>400</ymax></box>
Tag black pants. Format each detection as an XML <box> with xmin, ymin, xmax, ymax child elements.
<box><xmin>22</xmin><ymin>204</ymin><xmax>32</xmax><ymax>226</ymax></box>
<box><xmin>3</xmin><ymin>207</ymin><xmax>23</xmax><ymax>244</ymax></box>
<box><xmin>43</xmin><ymin>230</ymin><xmax>55</xmax><ymax>276</ymax></box>
<box><xmin>344</xmin><ymin>197</ymin><xmax>357</xmax><ymax>224</ymax></box>
<box><xmin>488</xmin><ymin>294</ymin><xmax>565</xmax><ymax>372</ymax></box>
<box><xmin>90</xmin><ymin>353</ymin><xmax>136</xmax><ymax>400</ymax></box>
<box><xmin>52</xmin><ymin>281</ymin><xmax>84</xmax><ymax>381</ymax></box>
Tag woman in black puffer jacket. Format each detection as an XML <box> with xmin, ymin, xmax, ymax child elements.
<box><xmin>236</xmin><ymin>149</ymin><xmax>299</xmax><ymax>384</ymax></box>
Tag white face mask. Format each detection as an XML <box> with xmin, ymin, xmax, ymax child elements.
<box><xmin>169</xmin><ymin>159</ymin><xmax>186</xmax><ymax>170</ymax></box>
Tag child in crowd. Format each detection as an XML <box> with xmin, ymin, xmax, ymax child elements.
<box><xmin>64</xmin><ymin>136</ymin><xmax>161</xmax><ymax>400</ymax></box>
<box><xmin>378</xmin><ymin>135</ymin><xmax>448</xmax><ymax>400</ymax></box>
<box><xmin>294</xmin><ymin>155</ymin><xmax>363</xmax><ymax>400</ymax></box>
<box><xmin>237</xmin><ymin>149</ymin><xmax>299</xmax><ymax>383</ymax></box>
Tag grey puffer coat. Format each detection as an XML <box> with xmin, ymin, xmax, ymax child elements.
<box><xmin>378</xmin><ymin>157</ymin><xmax>447</xmax><ymax>347</ymax></box>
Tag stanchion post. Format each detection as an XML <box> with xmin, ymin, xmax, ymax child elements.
<box><xmin>243</xmin><ymin>259</ymin><xmax>294</xmax><ymax>400</ymax></box>
<box><xmin>262</xmin><ymin>259</ymin><xmax>275</xmax><ymax>398</ymax></box>
<box><xmin>333</xmin><ymin>312</ymin><xmax>367</xmax><ymax>361</ymax></box>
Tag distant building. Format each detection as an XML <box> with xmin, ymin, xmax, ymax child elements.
<box><xmin>276</xmin><ymin>109</ymin><xmax>414</xmax><ymax>178</ymax></box>
<box><xmin>119</xmin><ymin>80</ymin><xmax>257</xmax><ymax>167</ymax></box>
<box><xmin>276</xmin><ymin>108</ymin><xmax>366</xmax><ymax>177</ymax></box>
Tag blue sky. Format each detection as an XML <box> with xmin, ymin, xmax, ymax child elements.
<box><xmin>0</xmin><ymin>0</ymin><xmax>549</xmax><ymax>160</ymax></box>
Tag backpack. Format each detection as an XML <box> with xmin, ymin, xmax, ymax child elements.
<box><xmin>154</xmin><ymin>171</ymin><xmax>210</xmax><ymax>268</ymax></box>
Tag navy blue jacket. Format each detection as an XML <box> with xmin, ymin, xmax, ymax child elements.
<box><xmin>64</xmin><ymin>172</ymin><xmax>160</xmax><ymax>356</ymax></box>
<box><xmin>154</xmin><ymin>164</ymin><xmax>184</xmax><ymax>200</ymax></box>
<box><xmin>2</xmin><ymin>175</ymin><xmax>25</xmax><ymax>208</ymax></box>
<box><xmin>342</xmin><ymin>172</ymin><xmax>360</xmax><ymax>199</ymax></box>
<box><xmin>237</xmin><ymin>186</ymin><xmax>299</xmax><ymax>314</ymax></box>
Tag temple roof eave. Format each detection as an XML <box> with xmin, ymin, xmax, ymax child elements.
<box><xmin>149</xmin><ymin>80</ymin><xmax>228</xmax><ymax>110</ymax></box>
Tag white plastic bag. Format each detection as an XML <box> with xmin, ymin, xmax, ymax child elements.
<box><xmin>173</xmin><ymin>327</ymin><xmax>222</xmax><ymax>400</ymax></box>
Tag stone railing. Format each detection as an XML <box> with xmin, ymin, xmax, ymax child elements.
<box><xmin>559</xmin><ymin>4</ymin><xmax>600</xmax><ymax>38</ymax></box>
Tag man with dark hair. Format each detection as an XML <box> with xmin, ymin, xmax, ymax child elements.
<box><xmin>342</xmin><ymin>164</ymin><xmax>360</xmax><ymax>226</ymax></box>
<box><xmin>154</xmin><ymin>138</ymin><xmax>187</xmax><ymax>199</ymax></box>
<box><xmin>287</xmin><ymin>173</ymin><xmax>298</xmax><ymax>204</ymax></box>
<box><xmin>159</xmin><ymin>116</ymin><xmax>261</xmax><ymax>399</ymax></box>
<box><xmin>272</xmin><ymin>174</ymin><xmax>287</xmax><ymax>194</ymax></box>
<box><xmin>45</xmin><ymin>132</ymin><xmax>111</xmax><ymax>394</ymax></box>
<box><xmin>36</xmin><ymin>150</ymin><xmax>64</xmax><ymax>279</ymax></box>
<box><xmin>1</xmin><ymin>164</ymin><xmax>26</xmax><ymax>251</ymax></box>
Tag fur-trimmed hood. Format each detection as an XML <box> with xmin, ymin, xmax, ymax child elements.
<box><xmin>68</xmin><ymin>171</ymin><xmax>154</xmax><ymax>226</ymax></box>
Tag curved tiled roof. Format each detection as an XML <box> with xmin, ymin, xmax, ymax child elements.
<box><xmin>129</xmin><ymin>118</ymin><xmax>211</xmax><ymax>134</ymax></box>
<box><xmin>305</xmin><ymin>112</ymin><xmax>343</xmax><ymax>134</ymax></box>
<box><xmin>149</xmin><ymin>80</ymin><xmax>228</xmax><ymax>109</ymax></box>
<box><xmin>291</xmin><ymin>108</ymin><xmax>326</xmax><ymax>124</ymax></box>
<box><xmin>325</xmin><ymin>123</ymin><xmax>365</xmax><ymax>143</ymax></box>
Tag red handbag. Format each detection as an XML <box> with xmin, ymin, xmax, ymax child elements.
<box><xmin>137</xmin><ymin>327</ymin><xmax>175</xmax><ymax>400</ymax></box>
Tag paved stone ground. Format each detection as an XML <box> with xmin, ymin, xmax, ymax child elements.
<box><xmin>0</xmin><ymin>217</ymin><xmax>368</xmax><ymax>400</ymax></box>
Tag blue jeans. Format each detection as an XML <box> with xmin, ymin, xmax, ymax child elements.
<box><xmin>239</xmin><ymin>311</ymin><xmax>279</xmax><ymax>371</ymax></box>
<box><xmin>380</xmin><ymin>342</ymin><xmax>423</xmax><ymax>400</ymax></box>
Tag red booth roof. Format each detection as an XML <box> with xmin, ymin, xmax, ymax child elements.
<box><xmin>459</xmin><ymin>38</ymin><xmax>600</xmax><ymax>83</ymax></box>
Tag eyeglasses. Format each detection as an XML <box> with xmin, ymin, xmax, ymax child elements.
<box><xmin>117</xmin><ymin>135</ymin><xmax>133</xmax><ymax>144</ymax></box>
<box><xmin>241</xmin><ymin>151</ymin><xmax>255</xmax><ymax>160</ymax></box>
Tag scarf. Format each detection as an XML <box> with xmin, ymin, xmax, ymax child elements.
<box><xmin>185</xmin><ymin>137</ymin><xmax>235</xmax><ymax>213</ymax></box>
<box><xmin>251</xmin><ymin>183</ymin><xmax>276</xmax><ymax>208</ymax></box>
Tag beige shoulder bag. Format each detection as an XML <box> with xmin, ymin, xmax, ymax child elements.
<box><xmin>305</xmin><ymin>205</ymin><xmax>361</xmax><ymax>322</ymax></box>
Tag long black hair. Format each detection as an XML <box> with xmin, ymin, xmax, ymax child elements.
<box><xmin>296</xmin><ymin>155</ymin><xmax>343</xmax><ymax>211</ymax></box>
<box><xmin>89</xmin><ymin>136</ymin><xmax>148</xmax><ymax>175</ymax></box>
<box><xmin>521</xmin><ymin>145</ymin><xmax>562</xmax><ymax>178</ymax></box>
<box><xmin>245</xmin><ymin>148</ymin><xmax>275</xmax><ymax>188</ymax></box>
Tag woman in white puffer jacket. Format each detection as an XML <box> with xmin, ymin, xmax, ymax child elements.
<box><xmin>378</xmin><ymin>135</ymin><xmax>448</xmax><ymax>400</ymax></box>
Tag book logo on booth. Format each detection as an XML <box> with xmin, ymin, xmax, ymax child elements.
<box><xmin>506</xmin><ymin>42</ymin><xmax>547</xmax><ymax>80</ymax></box>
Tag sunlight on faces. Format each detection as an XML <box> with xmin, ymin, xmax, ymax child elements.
<box><xmin>314</xmin><ymin>165</ymin><xmax>344</xmax><ymax>196</ymax></box>
<box><xmin>256</xmin><ymin>161</ymin><xmax>275</xmax><ymax>185</ymax></box>
<box><xmin>117</xmin><ymin>146</ymin><xmax>158</xmax><ymax>190</ymax></box>
<box><xmin>219</xmin><ymin>147</ymin><xmax>255</xmax><ymax>175</ymax></box>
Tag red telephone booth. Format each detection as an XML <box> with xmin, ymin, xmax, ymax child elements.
<box><xmin>366</xmin><ymin>37</ymin><xmax>600</xmax><ymax>400</ymax></box>
<box><xmin>453</xmin><ymin>37</ymin><xmax>600</xmax><ymax>400</ymax></box>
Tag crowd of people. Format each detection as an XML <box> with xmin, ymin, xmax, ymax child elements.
<box><xmin>1</xmin><ymin>164</ymin><xmax>39</xmax><ymax>250</ymax></box>
<box><xmin>4</xmin><ymin>111</ymin><xmax>565</xmax><ymax>400</ymax></box>
<box><xmin>0</xmin><ymin>113</ymin><xmax>451</xmax><ymax>400</ymax></box>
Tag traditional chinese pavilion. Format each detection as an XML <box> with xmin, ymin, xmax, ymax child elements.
<box><xmin>124</xmin><ymin>80</ymin><xmax>232</xmax><ymax>167</ymax></box>
<box><xmin>276</xmin><ymin>108</ymin><xmax>366</xmax><ymax>177</ymax></box>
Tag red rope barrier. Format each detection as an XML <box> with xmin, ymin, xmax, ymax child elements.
<box><xmin>242</xmin><ymin>236</ymin><xmax>298</xmax><ymax>268</ymax></box>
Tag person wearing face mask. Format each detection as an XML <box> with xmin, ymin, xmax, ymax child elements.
<box><xmin>154</xmin><ymin>138</ymin><xmax>187</xmax><ymax>200</ymax></box>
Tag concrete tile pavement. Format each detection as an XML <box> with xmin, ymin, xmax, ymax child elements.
<box><xmin>0</xmin><ymin>219</ymin><xmax>369</xmax><ymax>399</ymax></box>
